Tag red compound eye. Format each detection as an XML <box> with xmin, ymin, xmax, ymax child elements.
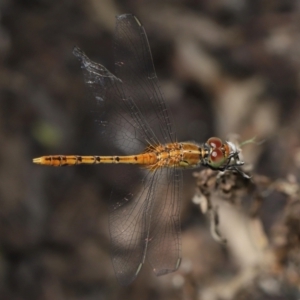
<box><xmin>207</xmin><ymin>137</ymin><xmax>222</xmax><ymax>149</ymax></box>
<box><xmin>210</xmin><ymin>149</ymin><xmax>223</xmax><ymax>162</ymax></box>
<box><xmin>209</xmin><ymin>148</ymin><xmax>226</xmax><ymax>168</ymax></box>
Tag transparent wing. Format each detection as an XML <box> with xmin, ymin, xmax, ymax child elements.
<box><xmin>109</xmin><ymin>167</ymin><xmax>182</xmax><ymax>285</ymax></box>
<box><xmin>74</xmin><ymin>14</ymin><xmax>181</xmax><ymax>285</ymax></box>
<box><xmin>114</xmin><ymin>14</ymin><xmax>176</xmax><ymax>146</ymax></box>
<box><xmin>109</xmin><ymin>169</ymin><xmax>157</xmax><ymax>285</ymax></box>
<box><xmin>73</xmin><ymin>46</ymin><xmax>147</xmax><ymax>154</ymax></box>
<box><xmin>147</xmin><ymin>167</ymin><xmax>182</xmax><ymax>276</ymax></box>
<box><xmin>73</xmin><ymin>13</ymin><xmax>176</xmax><ymax>154</ymax></box>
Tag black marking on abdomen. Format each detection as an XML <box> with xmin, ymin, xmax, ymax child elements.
<box><xmin>198</xmin><ymin>147</ymin><xmax>203</xmax><ymax>160</ymax></box>
<box><xmin>115</xmin><ymin>157</ymin><xmax>120</xmax><ymax>162</ymax></box>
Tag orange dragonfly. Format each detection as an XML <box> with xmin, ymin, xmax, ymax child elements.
<box><xmin>33</xmin><ymin>14</ymin><xmax>247</xmax><ymax>285</ymax></box>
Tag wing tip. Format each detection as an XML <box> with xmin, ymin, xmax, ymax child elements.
<box><xmin>116</xmin><ymin>13</ymin><xmax>134</xmax><ymax>20</ymax></box>
<box><xmin>153</xmin><ymin>257</ymin><xmax>182</xmax><ymax>277</ymax></box>
<box><xmin>116</xmin><ymin>14</ymin><xmax>142</xmax><ymax>27</ymax></box>
<box><xmin>115</xmin><ymin>262</ymin><xmax>144</xmax><ymax>286</ymax></box>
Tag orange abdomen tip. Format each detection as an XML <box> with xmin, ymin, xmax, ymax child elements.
<box><xmin>33</xmin><ymin>157</ymin><xmax>45</xmax><ymax>164</ymax></box>
<box><xmin>32</xmin><ymin>156</ymin><xmax>63</xmax><ymax>166</ymax></box>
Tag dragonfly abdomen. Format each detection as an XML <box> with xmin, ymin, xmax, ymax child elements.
<box><xmin>145</xmin><ymin>142</ymin><xmax>206</xmax><ymax>169</ymax></box>
<box><xmin>32</xmin><ymin>153</ymin><xmax>159</xmax><ymax>167</ymax></box>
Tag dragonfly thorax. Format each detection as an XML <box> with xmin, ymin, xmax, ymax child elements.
<box><xmin>144</xmin><ymin>142</ymin><xmax>202</xmax><ymax>169</ymax></box>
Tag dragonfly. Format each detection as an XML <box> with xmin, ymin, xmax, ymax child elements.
<box><xmin>33</xmin><ymin>14</ymin><xmax>246</xmax><ymax>285</ymax></box>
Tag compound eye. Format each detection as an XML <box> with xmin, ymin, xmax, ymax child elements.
<box><xmin>209</xmin><ymin>148</ymin><xmax>226</xmax><ymax>168</ymax></box>
<box><xmin>207</xmin><ymin>137</ymin><xmax>222</xmax><ymax>149</ymax></box>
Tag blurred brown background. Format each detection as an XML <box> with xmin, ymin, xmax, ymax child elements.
<box><xmin>1</xmin><ymin>0</ymin><xmax>300</xmax><ymax>299</ymax></box>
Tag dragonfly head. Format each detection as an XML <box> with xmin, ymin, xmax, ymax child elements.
<box><xmin>205</xmin><ymin>137</ymin><xmax>244</xmax><ymax>171</ymax></box>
